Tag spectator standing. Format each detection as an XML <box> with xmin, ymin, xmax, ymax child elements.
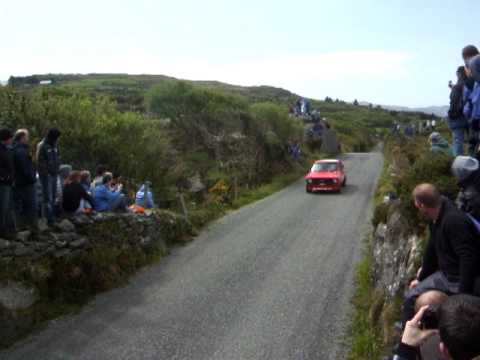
<box><xmin>36</xmin><ymin>128</ymin><xmax>61</xmax><ymax>225</ymax></box>
<box><xmin>93</xmin><ymin>173</ymin><xmax>127</xmax><ymax>212</ymax></box>
<box><xmin>401</xmin><ymin>184</ymin><xmax>480</xmax><ymax>330</ymax></box>
<box><xmin>62</xmin><ymin>171</ymin><xmax>95</xmax><ymax>215</ymax></box>
<box><xmin>462</xmin><ymin>46</ymin><xmax>480</xmax><ymax>156</ymax></box>
<box><xmin>0</xmin><ymin>128</ymin><xmax>15</xmax><ymax>238</ymax></box>
<box><xmin>12</xmin><ymin>129</ymin><xmax>37</xmax><ymax>231</ymax></box>
<box><xmin>448</xmin><ymin>67</ymin><xmax>469</xmax><ymax>156</ymax></box>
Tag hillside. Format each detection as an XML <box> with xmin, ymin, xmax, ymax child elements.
<box><xmin>6</xmin><ymin>73</ymin><xmax>427</xmax><ymax>151</ymax></box>
<box><xmin>1</xmin><ymin>73</ymin><xmax>431</xmax><ymax>211</ymax></box>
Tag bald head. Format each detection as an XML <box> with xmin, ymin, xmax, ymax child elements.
<box><xmin>413</xmin><ymin>183</ymin><xmax>441</xmax><ymax>209</ymax></box>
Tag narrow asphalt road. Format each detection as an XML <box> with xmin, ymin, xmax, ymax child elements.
<box><xmin>2</xmin><ymin>152</ymin><xmax>383</xmax><ymax>360</ymax></box>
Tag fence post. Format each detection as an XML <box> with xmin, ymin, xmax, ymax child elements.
<box><xmin>233</xmin><ymin>176</ymin><xmax>238</xmax><ymax>202</ymax></box>
<box><xmin>178</xmin><ymin>193</ymin><xmax>189</xmax><ymax>223</ymax></box>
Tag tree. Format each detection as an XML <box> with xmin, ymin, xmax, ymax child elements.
<box><xmin>353</xmin><ymin>99</ymin><xmax>359</xmax><ymax>106</ymax></box>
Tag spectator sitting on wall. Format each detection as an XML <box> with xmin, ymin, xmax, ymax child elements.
<box><xmin>80</xmin><ymin>170</ymin><xmax>92</xmax><ymax>193</ymax></box>
<box><xmin>400</xmin><ymin>184</ymin><xmax>480</xmax><ymax>332</ymax></box>
<box><xmin>110</xmin><ymin>172</ymin><xmax>124</xmax><ymax>193</ymax></box>
<box><xmin>393</xmin><ymin>295</ymin><xmax>480</xmax><ymax>360</ymax></box>
<box><xmin>94</xmin><ymin>173</ymin><xmax>127</xmax><ymax>213</ymax></box>
<box><xmin>36</xmin><ymin>128</ymin><xmax>61</xmax><ymax>226</ymax></box>
<box><xmin>135</xmin><ymin>182</ymin><xmax>155</xmax><ymax>209</ymax></box>
<box><xmin>0</xmin><ymin>128</ymin><xmax>15</xmax><ymax>239</ymax></box>
<box><xmin>429</xmin><ymin>132</ymin><xmax>453</xmax><ymax>156</ymax></box>
<box><xmin>62</xmin><ymin>171</ymin><xmax>95</xmax><ymax>215</ymax></box>
<box><xmin>12</xmin><ymin>129</ymin><xmax>37</xmax><ymax>231</ymax></box>
<box><xmin>91</xmin><ymin>164</ymin><xmax>107</xmax><ymax>190</ymax></box>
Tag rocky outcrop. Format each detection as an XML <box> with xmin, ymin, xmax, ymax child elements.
<box><xmin>0</xmin><ymin>210</ymin><xmax>192</xmax><ymax>348</ymax></box>
<box><xmin>372</xmin><ymin>201</ymin><xmax>423</xmax><ymax>299</ymax></box>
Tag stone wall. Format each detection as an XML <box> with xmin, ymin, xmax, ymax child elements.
<box><xmin>0</xmin><ymin>211</ymin><xmax>192</xmax><ymax>348</ymax></box>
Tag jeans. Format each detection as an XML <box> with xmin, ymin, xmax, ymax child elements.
<box><xmin>448</xmin><ymin>117</ymin><xmax>468</xmax><ymax>157</ymax></box>
<box><xmin>401</xmin><ymin>271</ymin><xmax>459</xmax><ymax>327</ymax></box>
<box><xmin>0</xmin><ymin>185</ymin><xmax>15</xmax><ymax>237</ymax></box>
<box><xmin>110</xmin><ymin>194</ymin><xmax>127</xmax><ymax>212</ymax></box>
<box><xmin>40</xmin><ymin>175</ymin><xmax>58</xmax><ymax>225</ymax></box>
<box><xmin>14</xmin><ymin>184</ymin><xmax>37</xmax><ymax>229</ymax></box>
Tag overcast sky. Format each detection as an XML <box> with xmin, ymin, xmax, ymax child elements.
<box><xmin>1</xmin><ymin>0</ymin><xmax>478</xmax><ymax>107</ymax></box>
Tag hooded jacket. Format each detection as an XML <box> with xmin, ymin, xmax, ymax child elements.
<box><xmin>36</xmin><ymin>129</ymin><xmax>61</xmax><ymax>177</ymax></box>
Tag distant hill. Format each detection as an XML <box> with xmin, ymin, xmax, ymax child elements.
<box><xmin>359</xmin><ymin>101</ymin><xmax>448</xmax><ymax>117</ymax></box>
<box><xmin>380</xmin><ymin>104</ymin><xmax>448</xmax><ymax>117</ymax></box>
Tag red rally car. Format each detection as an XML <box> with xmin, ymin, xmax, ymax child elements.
<box><xmin>305</xmin><ymin>159</ymin><xmax>346</xmax><ymax>193</ymax></box>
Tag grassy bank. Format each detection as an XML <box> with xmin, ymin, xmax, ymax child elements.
<box><xmin>348</xmin><ymin>134</ymin><xmax>457</xmax><ymax>359</ymax></box>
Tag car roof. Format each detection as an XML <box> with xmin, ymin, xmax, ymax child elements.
<box><xmin>315</xmin><ymin>159</ymin><xmax>340</xmax><ymax>164</ymax></box>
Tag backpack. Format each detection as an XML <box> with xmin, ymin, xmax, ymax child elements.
<box><xmin>448</xmin><ymin>84</ymin><xmax>465</xmax><ymax>119</ymax></box>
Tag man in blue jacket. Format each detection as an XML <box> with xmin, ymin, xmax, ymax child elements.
<box><xmin>94</xmin><ymin>173</ymin><xmax>127</xmax><ymax>212</ymax></box>
<box><xmin>462</xmin><ymin>46</ymin><xmax>480</xmax><ymax>156</ymax></box>
<box><xmin>13</xmin><ymin>129</ymin><xmax>37</xmax><ymax>231</ymax></box>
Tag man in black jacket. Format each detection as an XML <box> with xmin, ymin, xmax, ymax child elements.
<box><xmin>36</xmin><ymin>128</ymin><xmax>61</xmax><ymax>225</ymax></box>
<box><xmin>0</xmin><ymin>128</ymin><xmax>15</xmax><ymax>238</ymax></box>
<box><xmin>402</xmin><ymin>184</ymin><xmax>480</xmax><ymax>327</ymax></box>
<box><xmin>13</xmin><ymin>129</ymin><xmax>37</xmax><ymax>230</ymax></box>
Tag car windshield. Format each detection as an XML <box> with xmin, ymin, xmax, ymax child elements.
<box><xmin>311</xmin><ymin>163</ymin><xmax>338</xmax><ymax>172</ymax></box>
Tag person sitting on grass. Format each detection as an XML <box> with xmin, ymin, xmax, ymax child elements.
<box><xmin>428</xmin><ymin>132</ymin><xmax>453</xmax><ymax>156</ymax></box>
<box><xmin>62</xmin><ymin>171</ymin><xmax>95</xmax><ymax>215</ymax></box>
<box><xmin>93</xmin><ymin>173</ymin><xmax>127</xmax><ymax>213</ymax></box>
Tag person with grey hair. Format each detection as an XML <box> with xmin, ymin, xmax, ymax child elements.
<box><xmin>452</xmin><ymin>156</ymin><xmax>480</xmax><ymax>227</ymax></box>
<box><xmin>428</xmin><ymin>132</ymin><xmax>453</xmax><ymax>156</ymax></box>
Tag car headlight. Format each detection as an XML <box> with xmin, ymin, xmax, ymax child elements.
<box><xmin>333</xmin><ymin>179</ymin><xmax>339</xmax><ymax>184</ymax></box>
<box><xmin>307</xmin><ymin>179</ymin><xmax>312</xmax><ymax>184</ymax></box>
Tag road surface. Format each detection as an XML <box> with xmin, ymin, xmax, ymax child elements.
<box><xmin>1</xmin><ymin>152</ymin><xmax>383</xmax><ymax>360</ymax></box>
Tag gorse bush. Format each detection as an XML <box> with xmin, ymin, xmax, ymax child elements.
<box><xmin>0</xmin><ymin>87</ymin><xmax>173</xmax><ymax>192</ymax></box>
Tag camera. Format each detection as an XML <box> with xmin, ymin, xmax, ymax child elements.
<box><xmin>421</xmin><ymin>305</ymin><xmax>439</xmax><ymax>329</ymax></box>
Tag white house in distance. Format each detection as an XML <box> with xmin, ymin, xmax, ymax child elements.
<box><xmin>40</xmin><ymin>80</ymin><xmax>52</xmax><ymax>85</ymax></box>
